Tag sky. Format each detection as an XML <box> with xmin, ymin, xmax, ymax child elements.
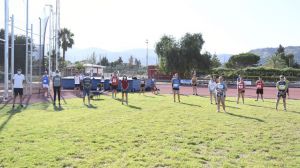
<box><xmin>1</xmin><ymin>0</ymin><xmax>300</xmax><ymax>55</ymax></box>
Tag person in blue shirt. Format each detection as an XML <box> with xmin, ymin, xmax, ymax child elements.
<box><xmin>215</xmin><ymin>76</ymin><xmax>227</xmax><ymax>113</ymax></box>
<box><xmin>172</xmin><ymin>73</ymin><xmax>181</xmax><ymax>102</ymax></box>
<box><xmin>41</xmin><ymin>70</ymin><xmax>50</xmax><ymax>98</ymax></box>
<box><xmin>276</xmin><ymin>75</ymin><xmax>288</xmax><ymax>111</ymax></box>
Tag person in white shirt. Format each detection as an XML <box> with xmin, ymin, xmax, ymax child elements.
<box><xmin>74</xmin><ymin>72</ymin><xmax>81</xmax><ymax>96</ymax></box>
<box><xmin>41</xmin><ymin>70</ymin><xmax>50</xmax><ymax>98</ymax></box>
<box><xmin>208</xmin><ymin>75</ymin><xmax>217</xmax><ymax>104</ymax></box>
<box><xmin>12</xmin><ymin>68</ymin><xmax>25</xmax><ymax>108</ymax></box>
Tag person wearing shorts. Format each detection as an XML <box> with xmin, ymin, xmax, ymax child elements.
<box><xmin>52</xmin><ymin>70</ymin><xmax>62</xmax><ymax>107</ymax></box>
<box><xmin>74</xmin><ymin>72</ymin><xmax>81</xmax><ymax>96</ymax></box>
<box><xmin>191</xmin><ymin>74</ymin><xmax>198</xmax><ymax>95</ymax></box>
<box><xmin>208</xmin><ymin>75</ymin><xmax>217</xmax><ymax>104</ymax></box>
<box><xmin>172</xmin><ymin>73</ymin><xmax>181</xmax><ymax>102</ymax></box>
<box><xmin>236</xmin><ymin>77</ymin><xmax>245</xmax><ymax>104</ymax></box>
<box><xmin>151</xmin><ymin>77</ymin><xmax>158</xmax><ymax>95</ymax></box>
<box><xmin>284</xmin><ymin>77</ymin><xmax>289</xmax><ymax>98</ymax></box>
<box><xmin>41</xmin><ymin>70</ymin><xmax>50</xmax><ymax>98</ymax></box>
<box><xmin>121</xmin><ymin>75</ymin><xmax>129</xmax><ymax>105</ymax></box>
<box><xmin>140</xmin><ymin>77</ymin><xmax>146</xmax><ymax>95</ymax></box>
<box><xmin>276</xmin><ymin>75</ymin><xmax>288</xmax><ymax>111</ymax></box>
<box><xmin>12</xmin><ymin>68</ymin><xmax>25</xmax><ymax>108</ymax></box>
<box><xmin>215</xmin><ymin>76</ymin><xmax>227</xmax><ymax>113</ymax></box>
<box><xmin>82</xmin><ymin>73</ymin><xmax>92</xmax><ymax>107</ymax></box>
<box><xmin>255</xmin><ymin>77</ymin><xmax>264</xmax><ymax>101</ymax></box>
<box><xmin>111</xmin><ymin>72</ymin><xmax>119</xmax><ymax>99</ymax></box>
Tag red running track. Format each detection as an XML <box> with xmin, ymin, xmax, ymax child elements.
<box><xmin>156</xmin><ymin>84</ymin><xmax>300</xmax><ymax>100</ymax></box>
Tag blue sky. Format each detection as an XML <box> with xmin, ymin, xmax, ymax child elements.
<box><xmin>1</xmin><ymin>0</ymin><xmax>300</xmax><ymax>54</ymax></box>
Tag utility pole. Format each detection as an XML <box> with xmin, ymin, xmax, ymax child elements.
<box><xmin>11</xmin><ymin>14</ymin><xmax>15</xmax><ymax>96</ymax></box>
<box><xmin>39</xmin><ymin>17</ymin><xmax>42</xmax><ymax>74</ymax></box>
<box><xmin>4</xmin><ymin>0</ymin><xmax>9</xmax><ymax>100</ymax></box>
<box><xmin>30</xmin><ymin>24</ymin><xmax>33</xmax><ymax>94</ymax></box>
<box><xmin>25</xmin><ymin>0</ymin><xmax>29</xmax><ymax>95</ymax></box>
<box><xmin>146</xmin><ymin>39</ymin><xmax>148</xmax><ymax>67</ymax></box>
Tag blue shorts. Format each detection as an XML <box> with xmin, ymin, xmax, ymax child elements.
<box><xmin>122</xmin><ymin>89</ymin><xmax>128</xmax><ymax>94</ymax></box>
<box><xmin>83</xmin><ymin>88</ymin><xmax>91</xmax><ymax>97</ymax></box>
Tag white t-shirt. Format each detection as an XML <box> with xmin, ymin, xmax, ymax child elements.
<box><xmin>74</xmin><ymin>76</ymin><xmax>80</xmax><ymax>84</ymax></box>
<box><xmin>208</xmin><ymin>80</ymin><xmax>217</xmax><ymax>92</ymax></box>
<box><xmin>13</xmin><ymin>74</ymin><xmax>25</xmax><ymax>88</ymax></box>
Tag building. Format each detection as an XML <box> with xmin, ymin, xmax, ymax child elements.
<box><xmin>65</xmin><ymin>64</ymin><xmax>105</xmax><ymax>76</ymax></box>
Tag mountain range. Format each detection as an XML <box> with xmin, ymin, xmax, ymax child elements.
<box><xmin>65</xmin><ymin>46</ymin><xmax>300</xmax><ymax>66</ymax></box>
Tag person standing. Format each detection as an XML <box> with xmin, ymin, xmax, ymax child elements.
<box><xmin>12</xmin><ymin>68</ymin><xmax>25</xmax><ymax>108</ymax></box>
<box><xmin>255</xmin><ymin>77</ymin><xmax>264</xmax><ymax>101</ymax></box>
<box><xmin>191</xmin><ymin>74</ymin><xmax>198</xmax><ymax>95</ymax></box>
<box><xmin>236</xmin><ymin>77</ymin><xmax>245</xmax><ymax>104</ymax></box>
<box><xmin>216</xmin><ymin>76</ymin><xmax>227</xmax><ymax>113</ymax></box>
<box><xmin>276</xmin><ymin>75</ymin><xmax>288</xmax><ymax>111</ymax></box>
<box><xmin>52</xmin><ymin>70</ymin><xmax>62</xmax><ymax>107</ymax></box>
<box><xmin>121</xmin><ymin>75</ymin><xmax>129</xmax><ymax>105</ymax></box>
<box><xmin>208</xmin><ymin>76</ymin><xmax>217</xmax><ymax>104</ymax></box>
<box><xmin>111</xmin><ymin>72</ymin><xmax>119</xmax><ymax>99</ymax></box>
<box><xmin>82</xmin><ymin>73</ymin><xmax>92</xmax><ymax>107</ymax></box>
<box><xmin>41</xmin><ymin>70</ymin><xmax>50</xmax><ymax>98</ymax></box>
<box><xmin>172</xmin><ymin>73</ymin><xmax>181</xmax><ymax>102</ymax></box>
<box><xmin>140</xmin><ymin>77</ymin><xmax>146</xmax><ymax>95</ymax></box>
<box><xmin>74</xmin><ymin>72</ymin><xmax>81</xmax><ymax>96</ymax></box>
<box><xmin>284</xmin><ymin>76</ymin><xmax>289</xmax><ymax>98</ymax></box>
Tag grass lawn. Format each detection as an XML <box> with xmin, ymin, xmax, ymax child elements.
<box><xmin>0</xmin><ymin>94</ymin><xmax>299</xmax><ymax>167</ymax></box>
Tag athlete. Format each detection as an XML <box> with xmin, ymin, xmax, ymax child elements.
<box><xmin>255</xmin><ymin>77</ymin><xmax>264</xmax><ymax>101</ymax></box>
<box><xmin>121</xmin><ymin>75</ymin><xmax>129</xmax><ymax>105</ymax></box>
<box><xmin>276</xmin><ymin>75</ymin><xmax>288</xmax><ymax>111</ymax></box>
<box><xmin>52</xmin><ymin>70</ymin><xmax>62</xmax><ymax>107</ymax></box>
<box><xmin>215</xmin><ymin>76</ymin><xmax>227</xmax><ymax>113</ymax></box>
<box><xmin>172</xmin><ymin>73</ymin><xmax>181</xmax><ymax>102</ymax></box>
<box><xmin>140</xmin><ymin>77</ymin><xmax>146</xmax><ymax>95</ymax></box>
<box><xmin>284</xmin><ymin>76</ymin><xmax>289</xmax><ymax>98</ymax></box>
<box><xmin>208</xmin><ymin>76</ymin><xmax>217</xmax><ymax>104</ymax></box>
<box><xmin>41</xmin><ymin>70</ymin><xmax>50</xmax><ymax>98</ymax></box>
<box><xmin>12</xmin><ymin>68</ymin><xmax>25</xmax><ymax>108</ymax></box>
<box><xmin>236</xmin><ymin>77</ymin><xmax>245</xmax><ymax>104</ymax></box>
<box><xmin>191</xmin><ymin>74</ymin><xmax>198</xmax><ymax>95</ymax></box>
<box><xmin>82</xmin><ymin>73</ymin><xmax>92</xmax><ymax>107</ymax></box>
<box><xmin>74</xmin><ymin>72</ymin><xmax>81</xmax><ymax>96</ymax></box>
<box><xmin>111</xmin><ymin>72</ymin><xmax>119</xmax><ymax>99</ymax></box>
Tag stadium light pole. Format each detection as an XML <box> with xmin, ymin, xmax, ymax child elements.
<box><xmin>45</xmin><ymin>4</ymin><xmax>53</xmax><ymax>74</ymax></box>
<box><xmin>146</xmin><ymin>39</ymin><xmax>148</xmax><ymax>67</ymax></box>
<box><xmin>11</xmin><ymin>14</ymin><xmax>15</xmax><ymax>96</ymax></box>
<box><xmin>30</xmin><ymin>24</ymin><xmax>33</xmax><ymax>94</ymax></box>
<box><xmin>4</xmin><ymin>0</ymin><xmax>9</xmax><ymax>100</ymax></box>
<box><xmin>25</xmin><ymin>0</ymin><xmax>29</xmax><ymax>95</ymax></box>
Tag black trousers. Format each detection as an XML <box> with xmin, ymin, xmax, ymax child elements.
<box><xmin>53</xmin><ymin>87</ymin><xmax>61</xmax><ymax>103</ymax></box>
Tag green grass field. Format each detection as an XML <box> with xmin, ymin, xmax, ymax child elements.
<box><xmin>0</xmin><ymin>94</ymin><xmax>299</xmax><ymax>167</ymax></box>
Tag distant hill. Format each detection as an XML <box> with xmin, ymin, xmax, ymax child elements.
<box><xmin>249</xmin><ymin>46</ymin><xmax>300</xmax><ymax>64</ymax></box>
<box><xmin>65</xmin><ymin>47</ymin><xmax>158</xmax><ymax>65</ymax></box>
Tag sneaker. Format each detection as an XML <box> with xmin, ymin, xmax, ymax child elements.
<box><xmin>284</xmin><ymin>109</ymin><xmax>287</xmax><ymax>112</ymax></box>
<box><xmin>217</xmin><ymin>110</ymin><xmax>220</xmax><ymax>113</ymax></box>
<box><xmin>12</xmin><ymin>105</ymin><xmax>15</xmax><ymax>109</ymax></box>
<box><xmin>20</xmin><ymin>104</ymin><xmax>24</xmax><ymax>108</ymax></box>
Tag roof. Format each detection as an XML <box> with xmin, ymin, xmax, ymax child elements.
<box><xmin>67</xmin><ymin>64</ymin><xmax>106</xmax><ymax>68</ymax></box>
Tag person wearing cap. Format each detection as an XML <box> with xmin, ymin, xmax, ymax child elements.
<box><xmin>41</xmin><ymin>70</ymin><xmax>50</xmax><ymax>98</ymax></box>
<box><xmin>121</xmin><ymin>75</ymin><xmax>129</xmax><ymax>105</ymax></box>
<box><xmin>12</xmin><ymin>68</ymin><xmax>25</xmax><ymax>108</ymax></box>
<box><xmin>82</xmin><ymin>73</ymin><xmax>92</xmax><ymax>107</ymax></box>
<box><xmin>276</xmin><ymin>75</ymin><xmax>288</xmax><ymax>111</ymax></box>
<box><xmin>171</xmin><ymin>73</ymin><xmax>181</xmax><ymax>102</ymax></box>
<box><xmin>52</xmin><ymin>70</ymin><xmax>62</xmax><ymax>106</ymax></box>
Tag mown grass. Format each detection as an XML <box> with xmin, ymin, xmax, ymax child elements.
<box><xmin>0</xmin><ymin>93</ymin><xmax>299</xmax><ymax>167</ymax></box>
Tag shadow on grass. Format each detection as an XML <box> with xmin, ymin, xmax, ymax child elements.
<box><xmin>180</xmin><ymin>102</ymin><xmax>202</xmax><ymax>108</ymax></box>
<box><xmin>91</xmin><ymin>98</ymin><xmax>105</xmax><ymax>101</ymax></box>
<box><xmin>245</xmin><ymin>104</ymin><xmax>275</xmax><ymax>110</ymax></box>
<box><xmin>226</xmin><ymin>105</ymin><xmax>241</xmax><ymax>109</ymax></box>
<box><xmin>127</xmin><ymin>104</ymin><xmax>142</xmax><ymax>110</ymax></box>
<box><xmin>0</xmin><ymin>106</ymin><xmax>22</xmax><ymax>133</ymax></box>
<box><xmin>226</xmin><ymin>112</ymin><xmax>265</xmax><ymax>122</ymax></box>
<box><xmin>286</xmin><ymin>110</ymin><xmax>300</xmax><ymax>115</ymax></box>
<box><xmin>143</xmin><ymin>95</ymin><xmax>156</xmax><ymax>98</ymax></box>
<box><xmin>53</xmin><ymin>104</ymin><xmax>64</xmax><ymax>111</ymax></box>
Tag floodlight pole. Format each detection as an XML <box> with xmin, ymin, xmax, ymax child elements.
<box><xmin>25</xmin><ymin>0</ymin><xmax>29</xmax><ymax>95</ymax></box>
<box><xmin>30</xmin><ymin>24</ymin><xmax>33</xmax><ymax>94</ymax></box>
<box><xmin>11</xmin><ymin>14</ymin><xmax>15</xmax><ymax>96</ymax></box>
<box><xmin>4</xmin><ymin>0</ymin><xmax>9</xmax><ymax>100</ymax></box>
<box><xmin>146</xmin><ymin>39</ymin><xmax>148</xmax><ymax>67</ymax></box>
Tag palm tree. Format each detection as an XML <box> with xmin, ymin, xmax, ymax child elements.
<box><xmin>59</xmin><ymin>28</ymin><xmax>74</xmax><ymax>61</ymax></box>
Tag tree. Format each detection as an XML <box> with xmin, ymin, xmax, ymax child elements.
<box><xmin>266</xmin><ymin>54</ymin><xmax>287</xmax><ymax>69</ymax></box>
<box><xmin>75</xmin><ymin>62</ymin><xmax>84</xmax><ymax>72</ymax></box>
<box><xmin>59</xmin><ymin>28</ymin><xmax>74</xmax><ymax>61</ymax></box>
<box><xmin>100</xmin><ymin>56</ymin><xmax>109</xmax><ymax>66</ymax></box>
<box><xmin>210</xmin><ymin>54</ymin><xmax>221</xmax><ymax>68</ymax></box>
<box><xmin>87</xmin><ymin>52</ymin><xmax>97</xmax><ymax>64</ymax></box>
<box><xmin>134</xmin><ymin>58</ymin><xmax>141</xmax><ymax>67</ymax></box>
<box><xmin>128</xmin><ymin>55</ymin><xmax>134</xmax><ymax>67</ymax></box>
<box><xmin>155</xmin><ymin>33</ymin><xmax>207</xmax><ymax>76</ymax></box>
<box><xmin>116</xmin><ymin>57</ymin><xmax>123</xmax><ymax>65</ymax></box>
<box><xmin>226</xmin><ymin>53</ymin><xmax>260</xmax><ymax>68</ymax></box>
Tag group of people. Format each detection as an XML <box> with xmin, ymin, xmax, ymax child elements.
<box><xmin>10</xmin><ymin>68</ymin><xmax>290</xmax><ymax>112</ymax></box>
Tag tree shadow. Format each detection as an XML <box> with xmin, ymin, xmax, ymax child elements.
<box><xmin>226</xmin><ymin>112</ymin><xmax>265</xmax><ymax>122</ymax></box>
<box><xmin>0</xmin><ymin>107</ymin><xmax>22</xmax><ymax>133</ymax></box>
<box><xmin>0</xmin><ymin>97</ymin><xmax>12</xmax><ymax>111</ymax></box>
<box><xmin>180</xmin><ymin>102</ymin><xmax>202</xmax><ymax>108</ymax></box>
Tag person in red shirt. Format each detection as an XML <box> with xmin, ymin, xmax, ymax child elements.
<box><xmin>237</xmin><ymin>77</ymin><xmax>245</xmax><ymax>104</ymax></box>
<box><xmin>255</xmin><ymin>77</ymin><xmax>264</xmax><ymax>101</ymax></box>
<box><xmin>121</xmin><ymin>75</ymin><xmax>129</xmax><ymax>105</ymax></box>
<box><xmin>111</xmin><ymin>72</ymin><xmax>119</xmax><ymax>99</ymax></box>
